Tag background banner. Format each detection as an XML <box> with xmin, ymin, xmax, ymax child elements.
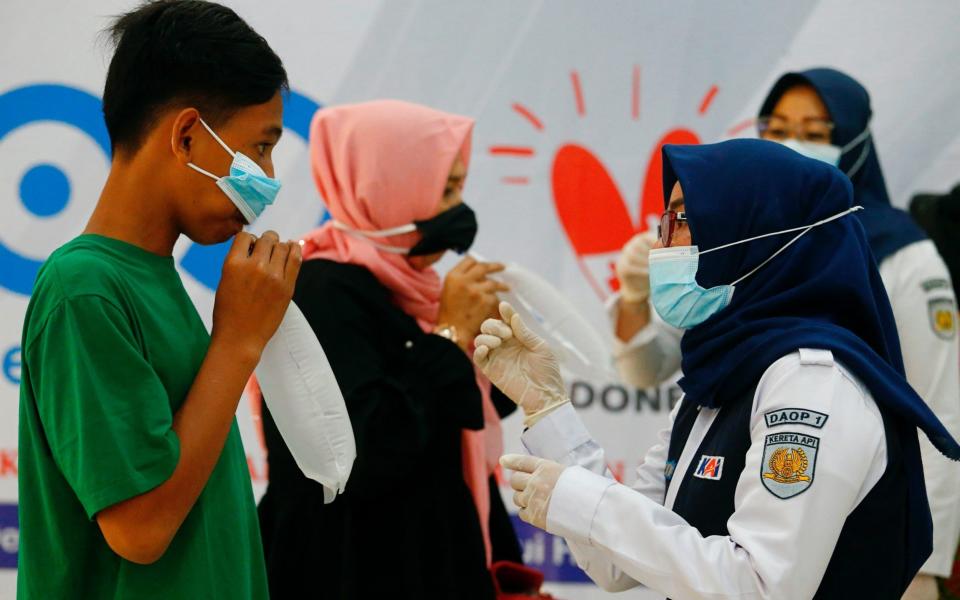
<box><xmin>3</xmin><ymin>1</ymin><xmax>960</xmax><ymax>597</ymax></box>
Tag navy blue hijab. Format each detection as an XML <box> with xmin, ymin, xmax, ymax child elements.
<box><xmin>759</xmin><ymin>68</ymin><xmax>926</xmax><ymax>263</ymax></box>
<box><xmin>663</xmin><ymin>139</ymin><xmax>960</xmax><ymax>579</ymax></box>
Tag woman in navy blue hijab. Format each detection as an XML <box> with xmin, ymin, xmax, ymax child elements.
<box><xmin>671</xmin><ymin>139</ymin><xmax>958</xmax><ymax>577</ymax></box>
<box><xmin>758</xmin><ymin>68</ymin><xmax>925</xmax><ymax>262</ymax></box>
<box><xmin>474</xmin><ymin>139</ymin><xmax>960</xmax><ymax>599</ymax></box>
<box><xmin>758</xmin><ymin>69</ymin><xmax>960</xmax><ymax>596</ymax></box>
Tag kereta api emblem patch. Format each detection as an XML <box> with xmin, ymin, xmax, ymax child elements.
<box><xmin>761</xmin><ymin>432</ymin><xmax>818</xmax><ymax>499</ymax></box>
<box><xmin>928</xmin><ymin>298</ymin><xmax>957</xmax><ymax>340</ymax></box>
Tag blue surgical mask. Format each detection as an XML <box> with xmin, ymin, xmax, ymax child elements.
<box><xmin>778</xmin><ymin>127</ymin><xmax>872</xmax><ymax>177</ymax></box>
<box><xmin>648</xmin><ymin>206</ymin><xmax>863</xmax><ymax>329</ymax></box>
<box><xmin>187</xmin><ymin>118</ymin><xmax>281</xmax><ymax>224</ymax></box>
<box><xmin>648</xmin><ymin>245</ymin><xmax>735</xmax><ymax>329</ymax></box>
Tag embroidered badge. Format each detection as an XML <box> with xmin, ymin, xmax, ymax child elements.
<box><xmin>693</xmin><ymin>455</ymin><xmax>724</xmax><ymax>480</ymax></box>
<box><xmin>764</xmin><ymin>408</ymin><xmax>828</xmax><ymax>429</ymax></box>
<box><xmin>921</xmin><ymin>278</ymin><xmax>951</xmax><ymax>293</ymax></box>
<box><xmin>761</xmin><ymin>432</ymin><xmax>818</xmax><ymax>499</ymax></box>
<box><xmin>664</xmin><ymin>459</ymin><xmax>677</xmax><ymax>483</ymax></box>
<box><xmin>928</xmin><ymin>298</ymin><xmax>957</xmax><ymax>340</ymax></box>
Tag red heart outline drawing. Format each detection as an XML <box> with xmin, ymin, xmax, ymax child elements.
<box><xmin>551</xmin><ymin>128</ymin><xmax>700</xmax><ymax>298</ymax></box>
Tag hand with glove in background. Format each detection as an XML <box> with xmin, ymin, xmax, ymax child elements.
<box><xmin>615</xmin><ymin>231</ymin><xmax>657</xmax><ymax>341</ymax></box>
<box><xmin>616</xmin><ymin>231</ymin><xmax>656</xmax><ymax>303</ymax></box>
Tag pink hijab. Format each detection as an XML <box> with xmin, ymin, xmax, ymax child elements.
<box><xmin>300</xmin><ymin>100</ymin><xmax>502</xmax><ymax>564</ymax></box>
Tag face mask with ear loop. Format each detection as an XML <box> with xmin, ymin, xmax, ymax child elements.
<box><xmin>648</xmin><ymin>205</ymin><xmax>864</xmax><ymax>329</ymax></box>
<box><xmin>186</xmin><ymin>118</ymin><xmax>282</xmax><ymax>224</ymax></box>
<box><xmin>332</xmin><ymin>203</ymin><xmax>478</xmax><ymax>256</ymax></box>
<box><xmin>779</xmin><ymin>126</ymin><xmax>873</xmax><ymax>178</ymax></box>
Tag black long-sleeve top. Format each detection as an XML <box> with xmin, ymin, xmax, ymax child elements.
<box><xmin>258</xmin><ymin>258</ymin><xmax>519</xmax><ymax>599</ymax></box>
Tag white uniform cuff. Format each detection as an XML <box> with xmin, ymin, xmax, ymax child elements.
<box><xmin>607</xmin><ymin>293</ymin><xmax>660</xmax><ymax>355</ymax></box>
<box><xmin>546</xmin><ymin>465</ymin><xmax>616</xmax><ymax>544</ymax></box>
<box><xmin>521</xmin><ymin>403</ymin><xmax>592</xmax><ymax>461</ymax></box>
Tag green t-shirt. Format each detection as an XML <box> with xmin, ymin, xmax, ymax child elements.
<box><xmin>17</xmin><ymin>234</ymin><xmax>268</xmax><ymax>599</ymax></box>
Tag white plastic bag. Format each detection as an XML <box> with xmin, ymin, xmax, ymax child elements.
<box><xmin>492</xmin><ymin>261</ymin><xmax>617</xmax><ymax>381</ymax></box>
<box><xmin>255</xmin><ymin>301</ymin><xmax>355</xmax><ymax>503</ymax></box>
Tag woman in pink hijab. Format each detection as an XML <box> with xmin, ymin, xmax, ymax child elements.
<box><xmin>256</xmin><ymin>100</ymin><xmax>521</xmax><ymax>599</ymax></box>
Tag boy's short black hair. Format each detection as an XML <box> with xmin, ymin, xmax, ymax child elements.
<box><xmin>103</xmin><ymin>0</ymin><xmax>288</xmax><ymax>154</ymax></box>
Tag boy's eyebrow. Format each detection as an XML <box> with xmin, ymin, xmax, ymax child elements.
<box><xmin>263</xmin><ymin>125</ymin><xmax>283</xmax><ymax>141</ymax></box>
<box><xmin>668</xmin><ymin>196</ymin><xmax>685</xmax><ymax>211</ymax></box>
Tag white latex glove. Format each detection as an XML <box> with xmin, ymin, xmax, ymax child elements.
<box><xmin>901</xmin><ymin>574</ymin><xmax>939</xmax><ymax>600</ymax></box>
<box><xmin>474</xmin><ymin>302</ymin><xmax>569</xmax><ymax>426</ymax></box>
<box><xmin>615</xmin><ymin>231</ymin><xmax>657</xmax><ymax>302</ymax></box>
<box><xmin>501</xmin><ymin>454</ymin><xmax>567</xmax><ymax>530</ymax></box>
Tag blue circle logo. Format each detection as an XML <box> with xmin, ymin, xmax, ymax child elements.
<box><xmin>0</xmin><ymin>84</ymin><xmax>109</xmax><ymax>296</ymax></box>
<box><xmin>0</xmin><ymin>84</ymin><xmax>323</xmax><ymax>296</ymax></box>
<box><xmin>20</xmin><ymin>163</ymin><xmax>71</xmax><ymax>217</ymax></box>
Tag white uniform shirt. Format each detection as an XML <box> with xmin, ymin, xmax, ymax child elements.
<box><xmin>523</xmin><ymin>350</ymin><xmax>887</xmax><ymax>600</ymax></box>
<box><xmin>609</xmin><ymin>239</ymin><xmax>960</xmax><ymax>574</ymax></box>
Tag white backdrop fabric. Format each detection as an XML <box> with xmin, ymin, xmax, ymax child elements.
<box><xmin>2</xmin><ymin>1</ymin><xmax>960</xmax><ymax>598</ymax></box>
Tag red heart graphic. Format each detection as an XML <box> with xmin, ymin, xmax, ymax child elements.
<box><xmin>551</xmin><ymin>128</ymin><xmax>701</xmax><ymax>257</ymax></box>
<box><xmin>551</xmin><ymin>144</ymin><xmax>636</xmax><ymax>255</ymax></box>
<box><xmin>550</xmin><ymin>128</ymin><xmax>700</xmax><ymax>297</ymax></box>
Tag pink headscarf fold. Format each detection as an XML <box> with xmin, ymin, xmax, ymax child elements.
<box><xmin>300</xmin><ymin>100</ymin><xmax>501</xmax><ymax>564</ymax></box>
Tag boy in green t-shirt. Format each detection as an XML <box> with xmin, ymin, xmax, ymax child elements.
<box><xmin>17</xmin><ymin>1</ymin><xmax>301</xmax><ymax>597</ymax></box>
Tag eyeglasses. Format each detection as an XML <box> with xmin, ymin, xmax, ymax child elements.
<box><xmin>757</xmin><ymin>116</ymin><xmax>835</xmax><ymax>144</ymax></box>
<box><xmin>657</xmin><ymin>210</ymin><xmax>687</xmax><ymax>247</ymax></box>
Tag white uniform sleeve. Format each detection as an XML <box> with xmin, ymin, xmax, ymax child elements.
<box><xmin>879</xmin><ymin>240</ymin><xmax>960</xmax><ymax>576</ymax></box>
<box><xmin>521</xmin><ymin>401</ymin><xmax>679</xmax><ymax>591</ymax></box>
<box><xmin>607</xmin><ymin>294</ymin><xmax>683</xmax><ymax>388</ymax></box>
<box><xmin>542</xmin><ymin>351</ymin><xmax>887</xmax><ymax>600</ymax></box>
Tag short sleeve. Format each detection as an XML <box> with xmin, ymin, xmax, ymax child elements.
<box><xmin>26</xmin><ymin>295</ymin><xmax>180</xmax><ymax>519</ymax></box>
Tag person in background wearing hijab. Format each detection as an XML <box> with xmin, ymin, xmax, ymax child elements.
<box><xmin>475</xmin><ymin>140</ymin><xmax>960</xmax><ymax>599</ymax></box>
<box><xmin>255</xmin><ymin>100</ymin><xmax>521</xmax><ymax>599</ymax></box>
<box><xmin>612</xmin><ymin>69</ymin><xmax>960</xmax><ymax>599</ymax></box>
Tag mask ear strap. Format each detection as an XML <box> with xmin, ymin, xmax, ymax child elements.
<box><xmin>330</xmin><ymin>220</ymin><xmax>417</xmax><ymax>254</ymax></box>
<box><xmin>844</xmin><ymin>135</ymin><xmax>872</xmax><ymax>179</ymax></box>
<box><xmin>728</xmin><ymin>206</ymin><xmax>864</xmax><ymax>286</ymax></box>
<box><xmin>349</xmin><ymin>237</ymin><xmax>411</xmax><ymax>254</ymax></box>
<box><xmin>841</xmin><ymin>127</ymin><xmax>872</xmax><ymax>152</ymax></box>
<box><xmin>198</xmin><ymin>118</ymin><xmax>236</xmax><ymax>158</ymax></box>
<box><xmin>701</xmin><ymin>206</ymin><xmax>863</xmax><ymax>256</ymax></box>
<box><xmin>729</xmin><ymin>227</ymin><xmax>812</xmax><ymax>286</ymax></box>
<box><xmin>186</xmin><ymin>162</ymin><xmax>220</xmax><ymax>181</ymax></box>
<box><xmin>331</xmin><ymin>220</ymin><xmax>417</xmax><ymax>238</ymax></box>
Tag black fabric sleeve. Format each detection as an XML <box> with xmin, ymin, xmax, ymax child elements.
<box><xmin>490</xmin><ymin>386</ymin><xmax>519</xmax><ymax>419</ymax></box>
<box><xmin>278</xmin><ymin>263</ymin><xmax>483</xmax><ymax>498</ymax></box>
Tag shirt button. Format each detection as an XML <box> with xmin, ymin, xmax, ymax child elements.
<box><xmin>405</xmin><ymin>341</ymin><xmax>414</xmax><ymax>349</ymax></box>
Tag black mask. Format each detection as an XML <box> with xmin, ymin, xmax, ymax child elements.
<box><xmin>408</xmin><ymin>203</ymin><xmax>478</xmax><ymax>256</ymax></box>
